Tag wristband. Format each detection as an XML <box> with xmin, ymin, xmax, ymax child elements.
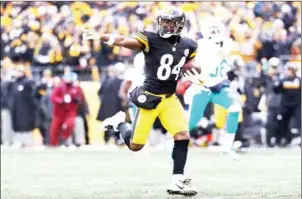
<box><xmin>105</xmin><ymin>34</ymin><xmax>116</xmax><ymax>45</ymax></box>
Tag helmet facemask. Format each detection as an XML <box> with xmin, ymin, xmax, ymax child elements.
<box><xmin>207</xmin><ymin>26</ymin><xmax>224</xmax><ymax>46</ymax></box>
<box><xmin>157</xmin><ymin>17</ymin><xmax>184</xmax><ymax>38</ymax></box>
<box><xmin>201</xmin><ymin>18</ymin><xmax>225</xmax><ymax>46</ymax></box>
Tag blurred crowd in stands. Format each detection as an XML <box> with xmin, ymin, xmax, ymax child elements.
<box><xmin>0</xmin><ymin>2</ymin><xmax>301</xmax><ymax>149</ymax></box>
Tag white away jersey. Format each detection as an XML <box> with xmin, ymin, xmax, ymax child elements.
<box><xmin>196</xmin><ymin>37</ymin><xmax>233</xmax><ymax>87</ymax></box>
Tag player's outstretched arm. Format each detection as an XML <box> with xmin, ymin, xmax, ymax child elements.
<box><xmin>101</xmin><ymin>34</ymin><xmax>142</xmax><ymax>50</ymax></box>
<box><xmin>79</xmin><ymin>27</ymin><xmax>142</xmax><ymax>51</ymax></box>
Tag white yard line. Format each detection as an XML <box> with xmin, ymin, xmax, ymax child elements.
<box><xmin>206</xmin><ymin>193</ymin><xmax>301</xmax><ymax>199</ymax></box>
<box><xmin>201</xmin><ymin>178</ymin><xmax>300</xmax><ymax>184</ymax></box>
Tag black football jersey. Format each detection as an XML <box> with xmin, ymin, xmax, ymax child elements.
<box><xmin>134</xmin><ymin>30</ymin><xmax>197</xmax><ymax>94</ymax></box>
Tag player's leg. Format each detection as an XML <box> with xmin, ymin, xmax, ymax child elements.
<box><xmin>188</xmin><ymin>89</ymin><xmax>212</xmax><ymax>132</ymax></box>
<box><xmin>159</xmin><ymin>95</ymin><xmax>197</xmax><ymax>196</ymax></box>
<box><xmin>119</xmin><ymin>108</ymin><xmax>157</xmax><ymax>151</ymax></box>
<box><xmin>212</xmin><ymin>87</ymin><xmax>241</xmax><ymax>157</ymax></box>
<box><xmin>213</xmin><ymin>104</ymin><xmax>228</xmax><ymax>145</ymax></box>
<box><xmin>101</xmin><ymin>108</ymin><xmax>157</xmax><ymax>151</ymax></box>
<box><xmin>114</xmin><ymin>104</ymin><xmax>137</xmax><ymax>146</ymax></box>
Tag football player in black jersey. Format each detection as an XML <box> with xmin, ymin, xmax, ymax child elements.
<box><xmin>82</xmin><ymin>8</ymin><xmax>198</xmax><ymax>196</ymax></box>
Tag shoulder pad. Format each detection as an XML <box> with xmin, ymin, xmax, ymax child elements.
<box><xmin>182</xmin><ymin>37</ymin><xmax>198</xmax><ymax>59</ymax></box>
<box><xmin>134</xmin><ymin>30</ymin><xmax>157</xmax><ymax>53</ymax></box>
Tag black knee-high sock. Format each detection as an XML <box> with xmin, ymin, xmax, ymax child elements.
<box><xmin>172</xmin><ymin>140</ymin><xmax>190</xmax><ymax>174</ymax></box>
<box><xmin>118</xmin><ymin>123</ymin><xmax>133</xmax><ymax>149</ymax></box>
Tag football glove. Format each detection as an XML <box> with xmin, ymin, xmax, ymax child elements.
<box><xmin>183</xmin><ymin>68</ymin><xmax>204</xmax><ymax>85</ymax></box>
<box><xmin>77</xmin><ymin>27</ymin><xmax>101</xmax><ymax>40</ymax></box>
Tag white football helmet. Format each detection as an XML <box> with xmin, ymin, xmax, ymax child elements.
<box><xmin>200</xmin><ymin>17</ymin><xmax>225</xmax><ymax>45</ymax></box>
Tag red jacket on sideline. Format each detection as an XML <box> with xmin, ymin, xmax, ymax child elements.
<box><xmin>51</xmin><ymin>82</ymin><xmax>84</xmax><ymax>117</ymax></box>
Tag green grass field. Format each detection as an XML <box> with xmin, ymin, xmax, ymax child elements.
<box><xmin>1</xmin><ymin>146</ymin><xmax>301</xmax><ymax>199</ymax></box>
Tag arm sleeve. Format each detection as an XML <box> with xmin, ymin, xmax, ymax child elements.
<box><xmin>133</xmin><ymin>31</ymin><xmax>150</xmax><ymax>53</ymax></box>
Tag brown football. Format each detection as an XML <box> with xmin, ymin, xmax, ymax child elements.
<box><xmin>176</xmin><ymin>80</ymin><xmax>192</xmax><ymax>96</ymax></box>
<box><xmin>182</xmin><ymin>59</ymin><xmax>201</xmax><ymax>74</ymax></box>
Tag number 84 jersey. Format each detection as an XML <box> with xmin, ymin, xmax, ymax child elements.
<box><xmin>134</xmin><ymin>30</ymin><xmax>198</xmax><ymax>95</ymax></box>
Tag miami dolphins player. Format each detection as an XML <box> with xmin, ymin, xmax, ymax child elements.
<box><xmin>119</xmin><ymin>52</ymin><xmax>145</xmax><ymax>124</ymax></box>
<box><xmin>184</xmin><ymin>18</ymin><xmax>241</xmax><ymax>159</ymax></box>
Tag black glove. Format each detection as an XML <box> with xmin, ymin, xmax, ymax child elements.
<box><xmin>227</xmin><ymin>70</ymin><xmax>236</xmax><ymax>81</ymax></box>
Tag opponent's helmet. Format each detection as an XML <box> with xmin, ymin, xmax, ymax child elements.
<box><xmin>156</xmin><ymin>8</ymin><xmax>186</xmax><ymax>38</ymax></box>
<box><xmin>200</xmin><ymin>17</ymin><xmax>225</xmax><ymax>45</ymax></box>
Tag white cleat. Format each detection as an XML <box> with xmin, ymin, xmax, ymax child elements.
<box><xmin>222</xmin><ymin>148</ymin><xmax>240</xmax><ymax>161</ymax></box>
<box><xmin>167</xmin><ymin>179</ymin><xmax>198</xmax><ymax>197</ymax></box>
<box><xmin>100</xmin><ymin>111</ymin><xmax>126</xmax><ymax>132</ymax></box>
